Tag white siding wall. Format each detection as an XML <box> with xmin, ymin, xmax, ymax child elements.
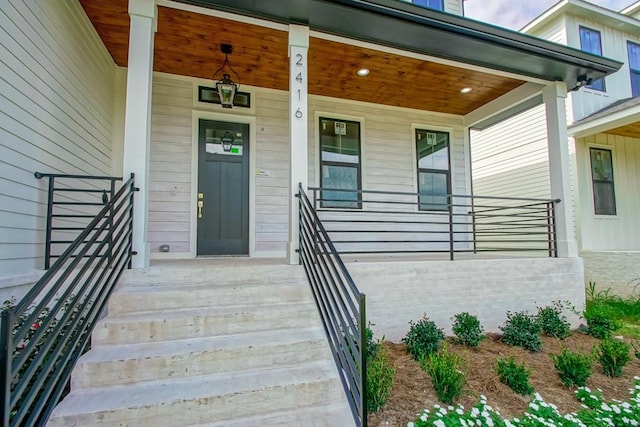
<box><xmin>148</xmin><ymin>80</ymin><xmax>469</xmax><ymax>257</ymax></box>
<box><xmin>471</xmin><ymin>105</ymin><xmax>551</xmax><ymax>199</ymax></box>
<box><xmin>444</xmin><ymin>0</ymin><xmax>463</xmax><ymax>15</ymax></box>
<box><xmin>0</xmin><ymin>0</ymin><xmax>116</xmax><ymax>286</ymax></box>
<box><xmin>148</xmin><ymin>76</ymin><xmax>291</xmax><ymax>257</ymax></box>
<box><xmin>562</xmin><ymin>14</ymin><xmax>640</xmax><ymax>120</ymax></box>
<box><xmin>575</xmin><ymin>133</ymin><xmax>640</xmax><ymax>251</ymax></box>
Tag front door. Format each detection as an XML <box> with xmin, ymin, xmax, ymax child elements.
<box><xmin>197</xmin><ymin>119</ymin><xmax>249</xmax><ymax>255</ymax></box>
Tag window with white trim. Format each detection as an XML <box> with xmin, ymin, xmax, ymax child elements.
<box><xmin>589</xmin><ymin>147</ymin><xmax>616</xmax><ymax>216</ymax></box>
<box><xmin>416</xmin><ymin>129</ymin><xmax>450</xmax><ymax>211</ymax></box>
<box><xmin>319</xmin><ymin>117</ymin><xmax>362</xmax><ymax>208</ymax></box>
<box><xmin>411</xmin><ymin>0</ymin><xmax>444</xmax><ymax>11</ymax></box>
<box><xmin>628</xmin><ymin>41</ymin><xmax>640</xmax><ymax>97</ymax></box>
<box><xmin>579</xmin><ymin>27</ymin><xmax>606</xmax><ymax>92</ymax></box>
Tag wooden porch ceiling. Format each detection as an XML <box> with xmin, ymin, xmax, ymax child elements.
<box><xmin>605</xmin><ymin>122</ymin><xmax>640</xmax><ymax>139</ymax></box>
<box><xmin>80</xmin><ymin>0</ymin><xmax>525</xmax><ymax>115</ymax></box>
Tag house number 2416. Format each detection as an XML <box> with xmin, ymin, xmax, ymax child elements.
<box><xmin>293</xmin><ymin>52</ymin><xmax>304</xmax><ymax>119</ymax></box>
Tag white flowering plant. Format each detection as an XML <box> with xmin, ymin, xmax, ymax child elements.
<box><xmin>408</xmin><ymin>377</ymin><xmax>640</xmax><ymax>427</ymax></box>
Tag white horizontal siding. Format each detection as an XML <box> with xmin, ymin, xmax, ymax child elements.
<box><xmin>576</xmin><ymin>133</ymin><xmax>640</xmax><ymax>251</ymax></box>
<box><xmin>470</xmin><ymin>105</ymin><xmax>551</xmax><ymax>199</ymax></box>
<box><xmin>0</xmin><ymin>0</ymin><xmax>115</xmax><ymax>280</ymax></box>
<box><xmin>444</xmin><ymin>0</ymin><xmax>463</xmax><ymax>15</ymax></box>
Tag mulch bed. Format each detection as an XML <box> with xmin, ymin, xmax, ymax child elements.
<box><xmin>369</xmin><ymin>334</ymin><xmax>640</xmax><ymax>426</ymax></box>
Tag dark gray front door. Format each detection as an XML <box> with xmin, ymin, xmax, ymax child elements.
<box><xmin>197</xmin><ymin>119</ymin><xmax>249</xmax><ymax>255</ymax></box>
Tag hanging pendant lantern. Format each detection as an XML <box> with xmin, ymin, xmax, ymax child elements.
<box><xmin>212</xmin><ymin>44</ymin><xmax>240</xmax><ymax>108</ymax></box>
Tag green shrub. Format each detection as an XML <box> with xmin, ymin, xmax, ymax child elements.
<box><xmin>537</xmin><ymin>302</ymin><xmax>571</xmax><ymax>339</ymax></box>
<box><xmin>365</xmin><ymin>325</ymin><xmax>380</xmax><ymax>363</ymax></box>
<box><xmin>584</xmin><ymin>305</ymin><xmax>621</xmax><ymax>339</ymax></box>
<box><xmin>500</xmin><ymin>311</ymin><xmax>542</xmax><ymax>352</ymax></box>
<box><xmin>402</xmin><ymin>315</ymin><xmax>445</xmax><ymax>361</ymax></box>
<box><xmin>494</xmin><ymin>356</ymin><xmax>534</xmax><ymax>395</ymax></box>
<box><xmin>550</xmin><ymin>348</ymin><xmax>592</xmax><ymax>387</ymax></box>
<box><xmin>633</xmin><ymin>341</ymin><xmax>640</xmax><ymax>360</ymax></box>
<box><xmin>595</xmin><ymin>338</ymin><xmax>631</xmax><ymax>377</ymax></box>
<box><xmin>451</xmin><ymin>312</ymin><xmax>485</xmax><ymax>348</ymax></box>
<box><xmin>421</xmin><ymin>344</ymin><xmax>466</xmax><ymax>405</ymax></box>
<box><xmin>366</xmin><ymin>344</ymin><xmax>395</xmax><ymax>413</ymax></box>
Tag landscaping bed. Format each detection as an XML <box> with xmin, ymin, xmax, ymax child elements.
<box><xmin>368</xmin><ymin>333</ymin><xmax>640</xmax><ymax>426</ymax></box>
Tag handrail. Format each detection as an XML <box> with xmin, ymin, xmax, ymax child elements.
<box><xmin>309</xmin><ymin>187</ymin><xmax>558</xmax><ymax>259</ymax></box>
<box><xmin>34</xmin><ymin>172</ymin><xmax>124</xmax><ymax>269</ymax></box>
<box><xmin>0</xmin><ymin>173</ymin><xmax>136</xmax><ymax>427</ymax></box>
<box><xmin>298</xmin><ymin>183</ymin><xmax>367</xmax><ymax>427</ymax></box>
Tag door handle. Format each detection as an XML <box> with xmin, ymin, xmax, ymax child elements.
<box><xmin>197</xmin><ymin>200</ymin><xmax>204</xmax><ymax>219</ymax></box>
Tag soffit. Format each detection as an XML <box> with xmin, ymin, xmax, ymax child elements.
<box><xmin>79</xmin><ymin>0</ymin><xmax>525</xmax><ymax>115</ymax></box>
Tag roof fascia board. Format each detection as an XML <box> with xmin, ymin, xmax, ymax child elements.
<box><xmin>569</xmin><ymin>104</ymin><xmax>640</xmax><ymax>137</ymax></box>
<box><xmin>522</xmin><ymin>0</ymin><xmax>640</xmax><ymax>34</ymax></box>
<box><xmin>621</xmin><ymin>1</ymin><xmax>640</xmax><ymax>16</ymax></box>
<box><xmin>173</xmin><ymin>0</ymin><xmax>622</xmax><ymax>85</ymax></box>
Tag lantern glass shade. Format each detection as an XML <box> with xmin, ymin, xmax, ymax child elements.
<box><xmin>216</xmin><ymin>74</ymin><xmax>237</xmax><ymax>108</ymax></box>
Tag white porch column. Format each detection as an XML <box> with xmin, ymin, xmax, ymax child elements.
<box><xmin>122</xmin><ymin>0</ymin><xmax>157</xmax><ymax>268</ymax></box>
<box><xmin>543</xmin><ymin>82</ymin><xmax>578</xmax><ymax>258</ymax></box>
<box><xmin>287</xmin><ymin>25</ymin><xmax>310</xmax><ymax>264</ymax></box>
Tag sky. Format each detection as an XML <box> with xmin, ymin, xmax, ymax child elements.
<box><xmin>463</xmin><ymin>0</ymin><xmax>634</xmax><ymax>30</ymax></box>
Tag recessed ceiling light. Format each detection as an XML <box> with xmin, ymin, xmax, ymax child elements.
<box><xmin>357</xmin><ymin>68</ymin><xmax>370</xmax><ymax>77</ymax></box>
<box><xmin>460</xmin><ymin>87</ymin><xmax>473</xmax><ymax>94</ymax></box>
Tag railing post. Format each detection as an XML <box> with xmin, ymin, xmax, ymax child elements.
<box><xmin>108</xmin><ymin>179</ymin><xmax>116</xmax><ymax>268</ymax></box>
<box><xmin>128</xmin><ymin>173</ymin><xmax>136</xmax><ymax>269</ymax></box>
<box><xmin>359</xmin><ymin>294</ymin><xmax>367</xmax><ymax>427</ymax></box>
<box><xmin>44</xmin><ymin>176</ymin><xmax>55</xmax><ymax>270</ymax></box>
<box><xmin>550</xmin><ymin>200</ymin><xmax>559</xmax><ymax>258</ymax></box>
<box><xmin>448</xmin><ymin>194</ymin><xmax>454</xmax><ymax>261</ymax></box>
<box><xmin>0</xmin><ymin>310</ymin><xmax>13</xmax><ymax>427</ymax></box>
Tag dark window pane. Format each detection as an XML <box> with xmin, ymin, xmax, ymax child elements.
<box><xmin>590</xmin><ymin>148</ymin><xmax>616</xmax><ymax>216</ymax></box>
<box><xmin>418</xmin><ymin>172</ymin><xmax>448</xmax><ymax>210</ymax></box>
<box><xmin>321</xmin><ymin>165</ymin><xmax>359</xmax><ymax>208</ymax></box>
<box><xmin>412</xmin><ymin>0</ymin><xmax>444</xmax><ymax>10</ymax></box>
<box><xmin>416</xmin><ymin>131</ymin><xmax>449</xmax><ymax>170</ymax></box>
<box><xmin>593</xmin><ymin>182</ymin><xmax>616</xmax><ymax>215</ymax></box>
<box><xmin>628</xmin><ymin>42</ymin><xmax>640</xmax><ymax>97</ymax></box>
<box><xmin>320</xmin><ymin>119</ymin><xmax>360</xmax><ymax>164</ymax></box>
<box><xmin>579</xmin><ymin>27</ymin><xmax>606</xmax><ymax>91</ymax></box>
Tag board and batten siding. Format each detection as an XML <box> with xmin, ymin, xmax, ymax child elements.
<box><xmin>575</xmin><ymin>133</ymin><xmax>640</xmax><ymax>251</ymax></box>
<box><xmin>0</xmin><ymin>0</ymin><xmax>116</xmax><ymax>286</ymax></box>
<box><xmin>562</xmin><ymin>14</ymin><xmax>640</xmax><ymax>120</ymax></box>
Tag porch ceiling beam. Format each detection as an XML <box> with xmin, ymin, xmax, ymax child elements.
<box><xmin>463</xmin><ymin>82</ymin><xmax>544</xmax><ymax>129</ymax></box>
<box><xmin>173</xmin><ymin>0</ymin><xmax>623</xmax><ymax>88</ymax></box>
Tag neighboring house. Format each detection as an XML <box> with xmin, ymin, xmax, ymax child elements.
<box><xmin>0</xmin><ymin>0</ymin><xmax>622</xmax><ymax>333</ymax></box>
<box><xmin>470</xmin><ymin>0</ymin><xmax>640</xmax><ymax>295</ymax></box>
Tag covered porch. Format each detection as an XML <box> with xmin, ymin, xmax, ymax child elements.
<box><xmin>78</xmin><ymin>0</ymin><xmax>620</xmax><ymax>268</ymax></box>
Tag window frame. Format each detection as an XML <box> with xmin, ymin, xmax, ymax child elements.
<box><xmin>415</xmin><ymin>128</ymin><xmax>451</xmax><ymax>212</ymax></box>
<box><xmin>410</xmin><ymin>0</ymin><xmax>444</xmax><ymax>11</ymax></box>
<box><xmin>627</xmin><ymin>40</ymin><xmax>640</xmax><ymax>97</ymax></box>
<box><xmin>318</xmin><ymin>116</ymin><xmax>363</xmax><ymax>209</ymax></box>
<box><xmin>579</xmin><ymin>26</ymin><xmax>606</xmax><ymax>92</ymax></box>
<box><xmin>589</xmin><ymin>147</ymin><xmax>617</xmax><ymax>216</ymax></box>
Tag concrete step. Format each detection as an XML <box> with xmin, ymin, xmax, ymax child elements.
<box><xmin>204</xmin><ymin>402</ymin><xmax>355</xmax><ymax>426</ymax></box>
<box><xmin>47</xmin><ymin>360</ymin><xmax>345</xmax><ymax>427</ymax></box>
<box><xmin>73</xmin><ymin>327</ymin><xmax>331</xmax><ymax>389</ymax></box>
<box><xmin>119</xmin><ymin>261</ymin><xmax>306</xmax><ymax>287</ymax></box>
<box><xmin>93</xmin><ymin>301</ymin><xmax>319</xmax><ymax>345</ymax></box>
<box><xmin>109</xmin><ymin>281</ymin><xmax>311</xmax><ymax>315</ymax></box>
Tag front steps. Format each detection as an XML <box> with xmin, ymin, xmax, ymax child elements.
<box><xmin>47</xmin><ymin>260</ymin><xmax>354</xmax><ymax>426</ymax></box>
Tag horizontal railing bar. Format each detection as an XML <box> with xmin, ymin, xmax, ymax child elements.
<box><xmin>310</xmin><ymin>186</ymin><xmax>560</xmax><ymax>203</ymax></box>
<box><xmin>51</xmin><ymin>202</ymin><xmax>106</xmax><ymax>206</ymax></box>
<box><xmin>35</xmin><ymin>172</ymin><xmax>123</xmax><ymax>181</ymax></box>
<box><xmin>51</xmin><ymin>214</ymin><xmax>99</xmax><ymax>218</ymax></box>
<box><xmin>52</xmin><ymin>188</ymin><xmax>108</xmax><ymax>193</ymax></box>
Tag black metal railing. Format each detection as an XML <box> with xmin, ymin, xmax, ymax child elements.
<box><xmin>34</xmin><ymin>172</ymin><xmax>124</xmax><ymax>270</ymax></box>
<box><xmin>310</xmin><ymin>187</ymin><xmax>559</xmax><ymax>259</ymax></box>
<box><xmin>0</xmin><ymin>173</ymin><xmax>136</xmax><ymax>427</ymax></box>
<box><xmin>298</xmin><ymin>184</ymin><xmax>367</xmax><ymax>427</ymax></box>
